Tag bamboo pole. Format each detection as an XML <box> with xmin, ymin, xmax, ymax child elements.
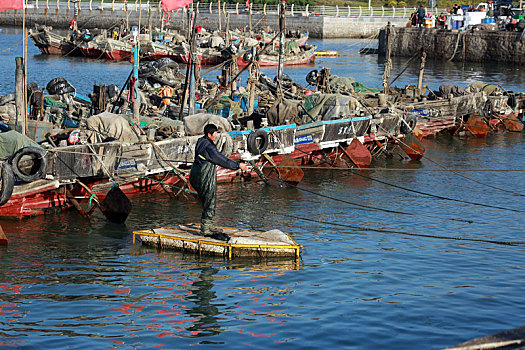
<box><xmin>277</xmin><ymin>0</ymin><xmax>285</xmax><ymax>83</ymax></box>
<box><xmin>22</xmin><ymin>0</ymin><xmax>28</xmax><ymax>135</ymax></box>
<box><xmin>217</xmin><ymin>0</ymin><xmax>221</xmax><ymax>31</ymax></box>
<box><xmin>15</xmin><ymin>58</ymin><xmax>26</xmax><ymax>135</ymax></box>
<box><xmin>417</xmin><ymin>49</ymin><xmax>426</xmax><ymax>96</ymax></box>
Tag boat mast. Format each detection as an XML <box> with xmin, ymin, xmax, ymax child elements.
<box><xmin>17</xmin><ymin>0</ymin><xmax>28</xmax><ymax>136</ymax></box>
<box><xmin>217</xmin><ymin>0</ymin><xmax>221</xmax><ymax>32</ymax></box>
<box><xmin>132</xmin><ymin>0</ymin><xmax>142</xmax><ymax>129</ymax></box>
<box><xmin>381</xmin><ymin>22</ymin><xmax>392</xmax><ymax>95</ymax></box>
<box><xmin>276</xmin><ymin>0</ymin><xmax>285</xmax><ymax>83</ymax></box>
<box><xmin>15</xmin><ymin>57</ymin><xmax>26</xmax><ymax>135</ymax></box>
<box><xmin>417</xmin><ymin>48</ymin><xmax>426</xmax><ymax>97</ymax></box>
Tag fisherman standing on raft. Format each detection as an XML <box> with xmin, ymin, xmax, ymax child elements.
<box><xmin>190</xmin><ymin>124</ymin><xmax>248</xmax><ymax>239</ymax></box>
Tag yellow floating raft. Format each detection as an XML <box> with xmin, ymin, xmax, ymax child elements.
<box><xmin>315</xmin><ymin>50</ymin><xmax>338</xmax><ymax>57</ymax></box>
<box><xmin>133</xmin><ymin>225</ymin><xmax>302</xmax><ymax>259</ymax></box>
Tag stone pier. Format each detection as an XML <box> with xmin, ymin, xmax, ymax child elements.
<box><xmin>378</xmin><ymin>26</ymin><xmax>525</xmax><ymax>64</ymax></box>
<box><xmin>0</xmin><ymin>6</ymin><xmax>405</xmax><ymax>38</ymax></box>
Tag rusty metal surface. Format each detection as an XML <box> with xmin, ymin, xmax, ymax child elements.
<box><xmin>504</xmin><ymin>115</ymin><xmax>525</xmax><ymax>132</ymax></box>
<box><xmin>343</xmin><ymin>139</ymin><xmax>372</xmax><ymax>169</ymax></box>
<box><xmin>277</xmin><ymin>154</ymin><xmax>304</xmax><ymax>185</ymax></box>
<box><xmin>400</xmin><ymin>133</ymin><xmax>426</xmax><ymax>161</ymax></box>
<box><xmin>466</xmin><ymin>113</ymin><xmax>491</xmax><ymax>138</ymax></box>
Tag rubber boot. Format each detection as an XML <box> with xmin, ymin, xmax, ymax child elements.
<box><xmin>209</xmin><ymin>223</ymin><xmax>224</xmax><ymax>234</ymax></box>
<box><xmin>201</xmin><ymin>218</ymin><xmax>213</xmax><ymax>236</ymax></box>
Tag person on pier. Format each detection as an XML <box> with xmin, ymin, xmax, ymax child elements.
<box><xmin>417</xmin><ymin>5</ymin><xmax>426</xmax><ymax>27</ymax></box>
<box><xmin>189</xmin><ymin>124</ymin><xmax>247</xmax><ymax>238</ymax></box>
<box><xmin>437</xmin><ymin>12</ymin><xmax>448</xmax><ymax>29</ymax></box>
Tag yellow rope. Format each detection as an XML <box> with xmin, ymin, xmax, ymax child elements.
<box><xmin>0</xmin><ymin>37</ymin><xmax>24</xmax><ymax>54</ymax></box>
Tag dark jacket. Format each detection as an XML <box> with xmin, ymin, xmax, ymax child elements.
<box><xmin>193</xmin><ymin>135</ymin><xmax>239</xmax><ymax>170</ymax></box>
<box><xmin>417</xmin><ymin>7</ymin><xmax>426</xmax><ymax>18</ymax></box>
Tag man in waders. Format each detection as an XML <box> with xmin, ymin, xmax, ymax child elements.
<box><xmin>190</xmin><ymin>124</ymin><xmax>248</xmax><ymax>239</ymax></box>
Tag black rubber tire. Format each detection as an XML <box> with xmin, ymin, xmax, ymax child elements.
<box><xmin>506</xmin><ymin>91</ymin><xmax>516</xmax><ymax>109</ymax></box>
<box><xmin>0</xmin><ymin>162</ymin><xmax>15</xmax><ymax>206</ymax></box>
<box><xmin>10</xmin><ymin>146</ymin><xmax>48</xmax><ymax>183</ymax></box>
<box><xmin>243</xmin><ymin>50</ymin><xmax>254</xmax><ymax>63</ymax></box>
<box><xmin>480</xmin><ymin>99</ymin><xmax>493</xmax><ymax>119</ymax></box>
<box><xmin>306</xmin><ymin>69</ymin><xmax>319</xmax><ymax>85</ymax></box>
<box><xmin>247</xmin><ymin>129</ymin><xmax>269</xmax><ymax>155</ymax></box>
<box><xmin>46</xmin><ymin>77</ymin><xmax>75</xmax><ymax>95</ymax></box>
<box><xmin>401</xmin><ymin>115</ymin><xmax>418</xmax><ymax>134</ymax></box>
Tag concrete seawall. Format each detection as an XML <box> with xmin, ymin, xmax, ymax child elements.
<box><xmin>378</xmin><ymin>26</ymin><xmax>525</xmax><ymax>64</ymax></box>
<box><xmin>0</xmin><ymin>8</ymin><xmax>403</xmax><ymax>38</ymax></box>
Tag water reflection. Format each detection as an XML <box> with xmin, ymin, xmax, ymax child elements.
<box><xmin>186</xmin><ymin>265</ymin><xmax>221</xmax><ymax>337</ymax></box>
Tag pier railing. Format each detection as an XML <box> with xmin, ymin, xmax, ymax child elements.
<box><xmin>20</xmin><ymin>0</ymin><xmax>445</xmax><ymax>19</ymax></box>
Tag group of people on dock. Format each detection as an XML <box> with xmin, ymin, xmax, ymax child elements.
<box><xmin>409</xmin><ymin>2</ymin><xmax>525</xmax><ymax>32</ymax></box>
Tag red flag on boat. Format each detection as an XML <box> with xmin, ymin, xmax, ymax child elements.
<box><xmin>161</xmin><ymin>0</ymin><xmax>192</xmax><ymax>12</ymax></box>
<box><xmin>246</xmin><ymin>0</ymin><xmax>249</xmax><ymax>8</ymax></box>
<box><xmin>0</xmin><ymin>0</ymin><xmax>23</xmax><ymax>11</ymax></box>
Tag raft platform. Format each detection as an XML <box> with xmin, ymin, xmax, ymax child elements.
<box><xmin>133</xmin><ymin>225</ymin><xmax>302</xmax><ymax>259</ymax></box>
<box><xmin>315</xmin><ymin>50</ymin><xmax>338</xmax><ymax>57</ymax></box>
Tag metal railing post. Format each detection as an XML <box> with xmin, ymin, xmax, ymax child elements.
<box><xmin>392</xmin><ymin>6</ymin><xmax>395</xmax><ymax>17</ymax></box>
<box><xmin>263</xmin><ymin>2</ymin><xmax>266</xmax><ymax>15</ymax></box>
<box><xmin>235</xmin><ymin>2</ymin><xmax>238</xmax><ymax>14</ymax></box>
<box><xmin>381</xmin><ymin>6</ymin><xmax>384</xmax><ymax>16</ymax></box>
<box><xmin>291</xmin><ymin>3</ymin><xmax>294</xmax><ymax>16</ymax></box>
<box><xmin>305</xmin><ymin>3</ymin><xmax>309</xmax><ymax>16</ymax></box>
<box><xmin>336</xmin><ymin>4</ymin><xmax>339</xmax><ymax>16</ymax></box>
<box><xmin>196</xmin><ymin>1</ymin><xmax>199</xmax><ymax>13</ymax></box>
<box><xmin>359</xmin><ymin>5</ymin><xmax>361</xmax><ymax>17</ymax></box>
<box><xmin>347</xmin><ymin>5</ymin><xmax>350</xmax><ymax>17</ymax></box>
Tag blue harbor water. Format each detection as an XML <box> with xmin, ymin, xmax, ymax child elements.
<box><xmin>0</xmin><ymin>29</ymin><xmax>525</xmax><ymax>349</ymax></box>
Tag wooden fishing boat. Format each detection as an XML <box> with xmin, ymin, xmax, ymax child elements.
<box><xmin>0</xmin><ymin>110</ymin><xmax>406</xmax><ymax>219</ymax></box>
<box><xmin>133</xmin><ymin>225</ymin><xmax>302</xmax><ymax>259</ymax></box>
<box><xmin>236</xmin><ymin>46</ymin><xmax>317</xmax><ymax>68</ymax></box>
<box><xmin>401</xmin><ymin>92</ymin><xmax>509</xmax><ymax>137</ymax></box>
<box><xmin>76</xmin><ymin>39</ymin><xmax>105</xmax><ymax>59</ymax></box>
<box><xmin>100</xmin><ymin>38</ymin><xmax>134</xmax><ymax>60</ymax></box>
<box><xmin>230</xmin><ymin>31</ymin><xmax>309</xmax><ymax>48</ymax></box>
<box><xmin>28</xmin><ymin>26</ymin><xmax>82</xmax><ymax>56</ymax></box>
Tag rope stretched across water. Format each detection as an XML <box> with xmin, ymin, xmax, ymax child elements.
<box><xmin>137</xmin><ymin>173</ymin><xmax>525</xmax><ymax>247</ymax></box>
<box><xmin>294</xmin><ymin>146</ymin><xmax>525</xmax><ymax>214</ymax></box>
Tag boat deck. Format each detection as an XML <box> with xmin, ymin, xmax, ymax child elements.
<box><xmin>133</xmin><ymin>225</ymin><xmax>302</xmax><ymax>259</ymax></box>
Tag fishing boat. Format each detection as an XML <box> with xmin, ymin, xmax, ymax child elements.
<box><xmin>28</xmin><ymin>25</ymin><xmax>82</xmax><ymax>56</ymax></box>
<box><xmin>99</xmin><ymin>37</ymin><xmax>134</xmax><ymax>60</ymax></box>
<box><xmin>230</xmin><ymin>31</ymin><xmax>310</xmax><ymax>48</ymax></box>
<box><xmin>236</xmin><ymin>45</ymin><xmax>317</xmax><ymax>68</ymax></box>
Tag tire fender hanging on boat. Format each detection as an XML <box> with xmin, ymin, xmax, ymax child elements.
<box><xmin>0</xmin><ymin>162</ymin><xmax>15</xmax><ymax>206</ymax></box>
<box><xmin>247</xmin><ymin>129</ymin><xmax>269</xmax><ymax>155</ymax></box>
<box><xmin>10</xmin><ymin>146</ymin><xmax>48</xmax><ymax>183</ymax></box>
<box><xmin>401</xmin><ymin>115</ymin><xmax>418</xmax><ymax>134</ymax></box>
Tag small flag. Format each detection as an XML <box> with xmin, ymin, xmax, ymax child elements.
<box><xmin>0</xmin><ymin>0</ymin><xmax>23</xmax><ymax>11</ymax></box>
<box><xmin>161</xmin><ymin>0</ymin><xmax>192</xmax><ymax>12</ymax></box>
<box><xmin>246</xmin><ymin>0</ymin><xmax>249</xmax><ymax>8</ymax></box>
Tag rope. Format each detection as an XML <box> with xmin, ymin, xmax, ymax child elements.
<box><xmin>137</xmin><ymin>174</ymin><xmax>525</xmax><ymax>247</ymax></box>
<box><xmin>447</xmin><ymin>28</ymin><xmax>471</xmax><ymax>61</ymax></box>
<box><xmin>294</xmin><ymin>146</ymin><xmax>525</xmax><ymax>214</ymax></box>
<box><xmin>385</xmin><ymin>125</ymin><xmax>525</xmax><ymax>198</ymax></box>
<box><xmin>0</xmin><ymin>37</ymin><xmax>24</xmax><ymax>54</ymax></box>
